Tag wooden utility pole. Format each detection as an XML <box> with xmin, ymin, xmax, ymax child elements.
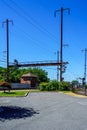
<box><xmin>82</xmin><ymin>48</ymin><xmax>87</xmax><ymax>95</ymax></box>
<box><xmin>84</xmin><ymin>48</ymin><xmax>87</xmax><ymax>85</ymax></box>
<box><xmin>57</xmin><ymin>51</ymin><xmax>59</xmax><ymax>81</ymax></box>
<box><xmin>2</xmin><ymin>19</ymin><xmax>13</xmax><ymax>82</ymax></box>
<box><xmin>54</xmin><ymin>7</ymin><xmax>70</xmax><ymax>82</ymax></box>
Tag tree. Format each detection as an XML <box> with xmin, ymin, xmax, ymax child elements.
<box><xmin>0</xmin><ymin>67</ymin><xmax>7</xmax><ymax>81</ymax></box>
<box><xmin>0</xmin><ymin>81</ymin><xmax>11</xmax><ymax>93</ymax></box>
<box><xmin>0</xmin><ymin>67</ymin><xmax>49</xmax><ymax>83</ymax></box>
<box><xmin>26</xmin><ymin>68</ymin><xmax>50</xmax><ymax>83</ymax></box>
<box><xmin>71</xmin><ymin>80</ymin><xmax>79</xmax><ymax>86</ymax></box>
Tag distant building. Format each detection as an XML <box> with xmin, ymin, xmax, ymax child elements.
<box><xmin>20</xmin><ymin>73</ymin><xmax>37</xmax><ymax>88</ymax></box>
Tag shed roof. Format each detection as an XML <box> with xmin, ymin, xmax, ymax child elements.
<box><xmin>21</xmin><ymin>73</ymin><xmax>37</xmax><ymax>78</ymax></box>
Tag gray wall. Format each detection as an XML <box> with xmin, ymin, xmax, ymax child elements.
<box><xmin>11</xmin><ymin>83</ymin><xmax>31</xmax><ymax>89</ymax></box>
<box><xmin>0</xmin><ymin>83</ymin><xmax>30</xmax><ymax>90</ymax></box>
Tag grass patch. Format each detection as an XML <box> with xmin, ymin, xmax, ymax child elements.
<box><xmin>29</xmin><ymin>89</ymin><xmax>40</xmax><ymax>92</ymax></box>
<box><xmin>60</xmin><ymin>90</ymin><xmax>71</xmax><ymax>93</ymax></box>
<box><xmin>0</xmin><ymin>90</ymin><xmax>29</xmax><ymax>97</ymax></box>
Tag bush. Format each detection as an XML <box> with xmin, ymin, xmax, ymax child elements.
<box><xmin>38</xmin><ymin>80</ymin><xmax>59</xmax><ymax>91</ymax></box>
<box><xmin>0</xmin><ymin>81</ymin><xmax>11</xmax><ymax>93</ymax></box>
<box><xmin>38</xmin><ymin>82</ymin><xmax>49</xmax><ymax>91</ymax></box>
<box><xmin>47</xmin><ymin>80</ymin><xmax>59</xmax><ymax>91</ymax></box>
<box><xmin>38</xmin><ymin>81</ymin><xmax>71</xmax><ymax>91</ymax></box>
<box><xmin>59</xmin><ymin>81</ymin><xmax>70</xmax><ymax>91</ymax></box>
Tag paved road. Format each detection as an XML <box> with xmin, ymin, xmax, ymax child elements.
<box><xmin>0</xmin><ymin>92</ymin><xmax>87</xmax><ymax>130</ymax></box>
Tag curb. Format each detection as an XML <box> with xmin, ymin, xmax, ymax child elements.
<box><xmin>24</xmin><ymin>91</ymin><xmax>30</xmax><ymax>97</ymax></box>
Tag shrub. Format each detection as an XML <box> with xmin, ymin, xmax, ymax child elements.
<box><xmin>0</xmin><ymin>81</ymin><xmax>11</xmax><ymax>93</ymax></box>
<box><xmin>38</xmin><ymin>80</ymin><xmax>59</xmax><ymax>91</ymax></box>
<box><xmin>47</xmin><ymin>80</ymin><xmax>59</xmax><ymax>91</ymax></box>
<box><xmin>38</xmin><ymin>82</ymin><xmax>49</xmax><ymax>91</ymax></box>
<box><xmin>38</xmin><ymin>81</ymin><xmax>71</xmax><ymax>91</ymax></box>
<box><xmin>59</xmin><ymin>81</ymin><xmax>70</xmax><ymax>91</ymax></box>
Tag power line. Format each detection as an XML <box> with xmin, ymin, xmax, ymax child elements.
<box><xmin>1</xmin><ymin>0</ymin><xmax>58</xmax><ymax>43</ymax></box>
<box><xmin>1</xmin><ymin>0</ymin><xmax>58</xmax><ymax>55</ymax></box>
<box><xmin>11</xmin><ymin>24</ymin><xmax>54</xmax><ymax>54</ymax></box>
<box><xmin>0</xmin><ymin>60</ymin><xmax>6</xmax><ymax>63</ymax></box>
<box><xmin>11</xmin><ymin>0</ymin><xmax>58</xmax><ymax>41</ymax></box>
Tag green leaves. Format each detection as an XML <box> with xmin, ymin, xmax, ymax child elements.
<box><xmin>59</xmin><ymin>81</ymin><xmax>70</xmax><ymax>91</ymax></box>
<box><xmin>39</xmin><ymin>80</ymin><xmax>71</xmax><ymax>91</ymax></box>
<box><xmin>0</xmin><ymin>67</ymin><xmax>49</xmax><ymax>83</ymax></box>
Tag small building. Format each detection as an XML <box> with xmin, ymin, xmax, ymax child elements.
<box><xmin>20</xmin><ymin>73</ymin><xmax>37</xmax><ymax>88</ymax></box>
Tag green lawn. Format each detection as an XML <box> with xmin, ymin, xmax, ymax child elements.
<box><xmin>0</xmin><ymin>90</ymin><xmax>29</xmax><ymax>97</ymax></box>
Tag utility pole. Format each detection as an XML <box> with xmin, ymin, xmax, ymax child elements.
<box><xmin>57</xmin><ymin>51</ymin><xmax>59</xmax><ymax>81</ymax></box>
<box><xmin>84</xmin><ymin>48</ymin><xmax>87</xmax><ymax>85</ymax></box>
<box><xmin>2</xmin><ymin>19</ymin><xmax>13</xmax><ymax>82</ymax></box>
<box><xmin>82</xmin><ymin>48</ymin><xmax>87</xmax><ymax>95</ymax></box>
<box><xmin>54</xmin><ymin>7</ymin><xmax>70</xmax><ymax>82</ymax></box>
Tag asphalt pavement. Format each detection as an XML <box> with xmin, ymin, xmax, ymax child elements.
<box><xmin>0</xmin><ymin>92</ymin><xmax>87</xmax><ymax>130</ymax></box>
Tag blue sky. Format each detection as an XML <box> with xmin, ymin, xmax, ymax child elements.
<box><xmin>0</xmin><ymin>0</ymin><xmax>87</xmax><ymax>82</ymax></box>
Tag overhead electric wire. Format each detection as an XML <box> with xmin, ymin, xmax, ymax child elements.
<box><xmin>1</xmin><ymin>0</ymin><xmax>56</xmax><ymax>56</ymax></box>
<box><xmin>0</xmin><ymin>60</ymin><xmax>6</xmax><ymax>63</ymax></box>
<box><xmin>11</xmin><ymin>0</ymin><xmax>58</xmax><ymax>42</ymax></box>
<box><xmin>0</xmin><ymin>0</ymin><xmax>59</xmax><ymax>70</ymax></box>
<box><xmin>42</xmin><ymin>67</ymin><xmax>57</xmax><ymax>70</ymax></box>
<box><xmin>1</xmin><ymin>0</ymin><xmax>58</xmax><ymax>43</ymax></box>
<box><xmin>66</xmin><ymin>68</ymin><xmax>81</xmax><ymax>79</ymax></box>
<box><xmin>10</xmin><ymin>24</ymin><xmax>54</xmax><ymax>54</ymax></box>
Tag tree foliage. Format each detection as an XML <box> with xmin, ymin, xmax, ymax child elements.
<box><xmin>38</xmin><ymin>82</ymin><xmax>49</xmax><ymax>91</ymax></box>
<box><xmin>0</xmin><ymin>67</ymin><xmax>49</xmax><ymax>83</ymax></box>
<box><xmin>71</xmin><ymin>80</ymin><xmax>79</xmax><ymax>86</ymax></box>
<box><xmin>39</xmin><ymin>80</ymin><xmax>71</xmax><ymax>91</ymax></box>
<box><xmin>59</xmin><ymin>81</ymin><xmax>71</xmax><ymax>91</ymax></box>
<box><xmin>47</xmin><ymin>80</ymin><xmax>59</xmax><ymax>91</ymax></box>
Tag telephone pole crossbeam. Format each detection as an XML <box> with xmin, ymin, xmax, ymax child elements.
<box><xmin>54</xmin><ymin>7</ymin><xmax>70</xmax><ymax>82</ymax></box>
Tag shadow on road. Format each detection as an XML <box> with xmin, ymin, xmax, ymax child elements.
<box><xmin>0</xmin><ymin>106</ymin><xmax>39</xmax><ymax>122</ymax></box>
